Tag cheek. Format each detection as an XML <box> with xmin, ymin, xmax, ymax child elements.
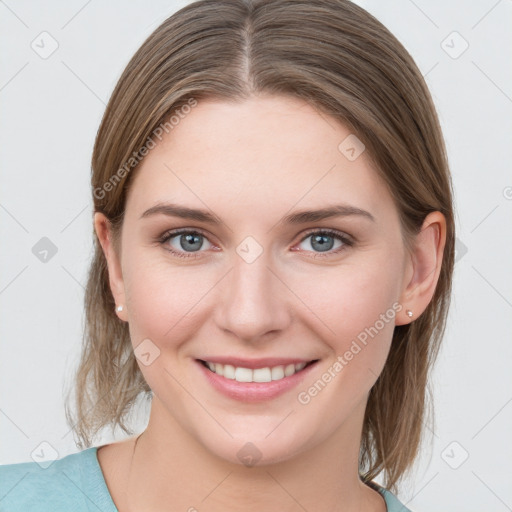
<box><xmin>304</xmin><ymin>254</ymin><xmax>400</xmax><ymax>319</ymax></box>
<box><xmin>122</xmin><ymin>248</ymin><xmax>215</xmax><ymax>349</ymax></box>
<box><xmin>290</xmin><ymin>260</ymin><xmax>401</xmax><ymax>429</ymax></box>
<box><xmin>294</xmin><ymin>254</ymin><xmax>402</xmax><ymax>374</ymax></box>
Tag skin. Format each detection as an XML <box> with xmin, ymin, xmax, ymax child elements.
<box><xmin>94</xmin><ymin>94</ymin><xmax>446</xmax><ymax>512</ymax></box>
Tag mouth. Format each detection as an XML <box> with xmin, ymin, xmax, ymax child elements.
<box><xmin>198</xmin><ymin>359</ymin><xmax>318</xmax><ymax>383</ymax></box>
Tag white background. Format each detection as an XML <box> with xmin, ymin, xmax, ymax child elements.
<box><xmin>1</xmin><ymin>1</ymin><xmax>511</xmax><ymax>510</ymax></box>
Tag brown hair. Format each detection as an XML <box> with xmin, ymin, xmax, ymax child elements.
<box><xmin>65</xmin><ymin>0</ymin><xmax>455</xmax><ymax>494</ymax></box>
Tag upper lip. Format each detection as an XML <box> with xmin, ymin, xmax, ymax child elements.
<box><xmin>197</xmin><ymin>357</ymin><xmax>317</xmax><ymax>369</ymax></box>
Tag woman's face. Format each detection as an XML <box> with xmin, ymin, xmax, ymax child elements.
<box><xmin>102</xmin><ymin>95</ymin><xmax>414</xmax><ymax>465</ymax></box>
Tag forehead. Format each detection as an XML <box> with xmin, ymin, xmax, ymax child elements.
<box><xmin>125</xmin><ymin>95</ymin><xmax>397</xmax><ymax>227</ymax></box>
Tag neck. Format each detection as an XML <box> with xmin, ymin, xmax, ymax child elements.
<box><xmin>119</xmin><ymin>396</ymin><xmax>385</xmax><ymax>512</ymax></box>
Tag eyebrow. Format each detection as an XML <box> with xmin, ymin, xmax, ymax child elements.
<box><xmin>140</xmin><ymin>202</ymin><xmax>375</xmax><ymax>224</ymax></box>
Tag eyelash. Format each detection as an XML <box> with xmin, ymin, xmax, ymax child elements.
<box><xmin>157</xmin><ymin>228</ymin><xmax>354</xmax><ymax>260</ymax></box>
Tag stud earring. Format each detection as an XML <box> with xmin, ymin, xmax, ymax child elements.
<box><xmin>406</xmin><ymin>309</ymin><xmax>413</xmax><ymax>318</ymax></box>
<box><xmin>116</xmin><ymin>305</ymin><xmax>123</xmax><ymax>312</ymax></box>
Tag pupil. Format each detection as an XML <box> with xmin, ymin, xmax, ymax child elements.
<box><xmin>312</xmin><ymin>234</ymin><xmax>333</xmax><ymax>252</ymax></box>
<box><xmin>181</xmin><ymin>233</ymin><xmax>202</xmax><ymax>252</ymax></box>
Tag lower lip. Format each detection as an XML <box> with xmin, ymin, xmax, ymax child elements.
<box><xmin>195</xmin><ymin>360</ymin><xmax>318</xmax><ymax>402</ymax></box>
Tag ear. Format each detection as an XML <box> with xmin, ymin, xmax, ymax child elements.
<box><xmin>396</xmin><ymin>211</ymin><xmax>447</xmax><ymax>326</ymax></box>
<box><xmin>94</xmin><ymin>212</ymin><xmax>127</xmax><ymax>322</ymax></box>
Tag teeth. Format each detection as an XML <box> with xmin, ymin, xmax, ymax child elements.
<box><xmin>234</xmin><ymin>367</ymin><xmax>253</xmax><ymax>382</ymax></box>
<box><xmin>253</xmin><ymin>367</ymin><xmax>272</xmax><ymax>382</ymax></box>
<box><xmin>271</xmin><ymin>366</ymin><xmax>284</xmax><ymax>380</ymax></box>
<box><xmin>223</xmin><ymin>364</ymin><xmax>235</xmax><ymax>380</ymax></box>
<box><xmin>203</xmin><ymin>360</ymin><xmax>310</xmax><ymax>382</ymax></box>
<box><xmin>214</xmin><ymin>363</ymin><xmax>224</xmax><ymax>376</ymax></box>
<box><xmin>284</xmin><ymin>363</ymin><xmax>295</xmax><ymax>377</ymax></box>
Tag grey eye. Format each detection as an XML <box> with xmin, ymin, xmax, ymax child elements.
<box><xmin>168</xmin><ymin>232</ymin><xmax>212</xmax><ymax>253</ymax></box>
<box><xmin>299</xmin><ymin>233</ymin><xmax>343</xmax><ymax>253</ymax></box>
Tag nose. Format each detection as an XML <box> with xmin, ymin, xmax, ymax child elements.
<box><xmin>213</xmin><ymin>247</ymin><xmax>292</xmax><ymax>344</ymax></box>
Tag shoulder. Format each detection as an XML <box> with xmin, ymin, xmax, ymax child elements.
<box><xmin>366</xmin><ymin>480</ymin><xmax>415</xmax><ymax>512</ymax></box>
<box><xmin>0</xmin><ymin>447</ymin><xmax>117</xmax><ymax>512</ymax></box>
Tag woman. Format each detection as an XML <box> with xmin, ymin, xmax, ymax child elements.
<box><xmin>0</xmin><ymin>0</ymin><xmax>454</xmax><ymax>510</ymax></box>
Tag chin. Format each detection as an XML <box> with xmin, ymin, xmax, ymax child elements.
<box><xmin>195</xmin><ymin>425</ymin><xmax>313</xmax><ymax>469</ymax></box>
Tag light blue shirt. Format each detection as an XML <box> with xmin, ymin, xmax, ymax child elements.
<box><xmin>0</xmin><ymin>447</ymin><xmax>413</xmax><ymax>511</ymax></box>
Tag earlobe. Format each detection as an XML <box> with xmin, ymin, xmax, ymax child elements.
<box><xmin>396</xmin><ymin>211</ymin><xmax>446</xmax><ymax>326</ymax></box>
<box><xmin>93</xmin><ymin>212</ymin><xmax>127</xmax><ymax>321</ymax></box>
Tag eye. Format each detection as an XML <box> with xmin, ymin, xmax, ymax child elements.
<box><xmin>158</xmin><ymin>227</ymin><xmax>354</xmax><ymax>260</ymax></box>
<box><xmin>294</xmin><ymin>229</ymin><xmax>353</xmax><ymax>258</ymax></box>
<box><xmin>159</xmin><ymin>229</ymin><xmax>214</xmax><ymax>259</ymax></box>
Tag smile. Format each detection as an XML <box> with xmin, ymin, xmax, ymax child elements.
<box><xmin>200</xmin><ymin>360</ymin><xmax>314</xmax><ymax>383</ymax></box>
<box><xmin>196</xmin><ymin>357</ymin><xmax>320</xmax><ymax>402</ymax></box>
